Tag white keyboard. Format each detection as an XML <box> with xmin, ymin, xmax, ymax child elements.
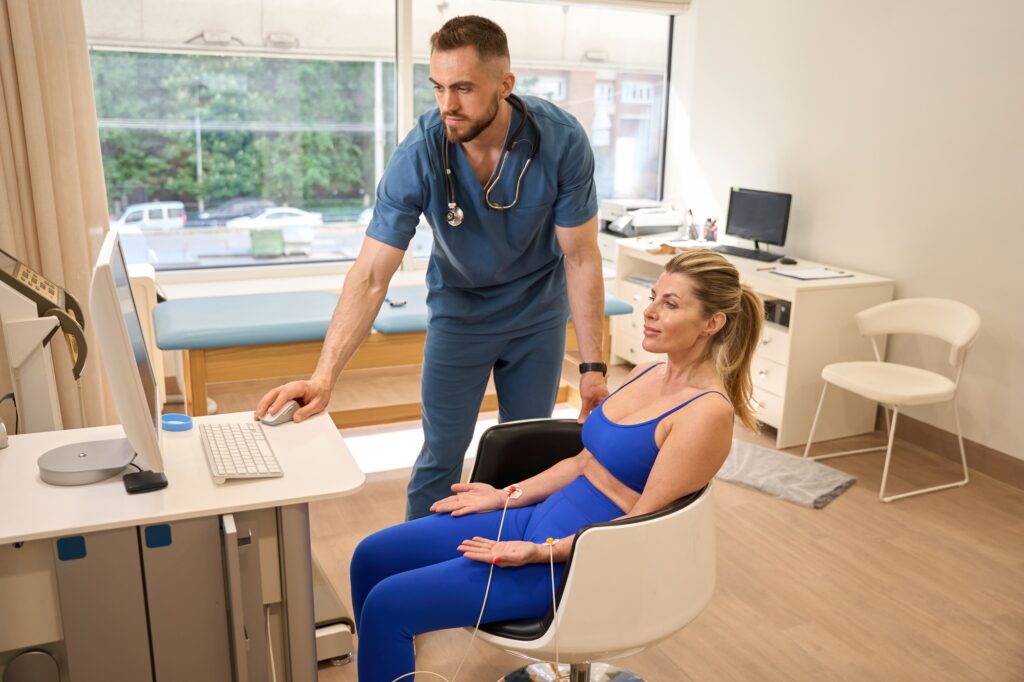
<box><xmin>199</xmin><ymin>422</ymin><xmax>283</xmax><ymax>484</ymax></box>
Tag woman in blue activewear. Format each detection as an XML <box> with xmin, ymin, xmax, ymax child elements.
<box><xmin>351</xmin><ymin>249</ymin><xmax>765</xmax><ymax>681</ymax></box>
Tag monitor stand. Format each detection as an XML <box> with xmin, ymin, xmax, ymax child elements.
<box><xmin>37</xmin><ymin>437</ymin><xmax>135</xmax><ymax>486</ymax></box>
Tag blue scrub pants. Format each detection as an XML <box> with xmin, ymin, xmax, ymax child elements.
<box><xmin>406</xmin><ymin>322</ymin><xmax>567</xmax><ymax>520</ymax></box>
<box><xmin>351</xmin><ymin>476</ymin><xmax>623</xmax><ymax>682</ymax></box>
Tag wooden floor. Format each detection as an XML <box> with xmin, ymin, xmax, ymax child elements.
<box><xmin>311</xmin><ymin>420</ymin><xmax>1024</xmax><ymax>681</ymax></box>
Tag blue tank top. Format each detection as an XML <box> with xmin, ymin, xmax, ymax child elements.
<box><xmin>581</xmin><ymin>363</ymin><xmax>728</xmax><ymax>494</ymax></box>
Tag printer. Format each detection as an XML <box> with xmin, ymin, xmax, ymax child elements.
<box><xmin>597</xmin><ymin>199</ymin><xmax>684</xmax><ymax>274</ymax></box>
<box><xmin>600</xmin><ymin>199</ymin><xmax>684</xmax><ymax>238</ymax></box>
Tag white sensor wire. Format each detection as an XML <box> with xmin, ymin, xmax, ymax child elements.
<box><xmin>390</xmin><ymin>493</ymin><xmax>511</xmax><ymax>682</ymax></box>
<box><xmin>390</xmin><ymin>488</ymin><xmax>561</xmax><ymax>682</ymax></box>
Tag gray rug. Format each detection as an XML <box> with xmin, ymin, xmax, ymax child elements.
<box><xmin>716</xmin><ymin>439</ymin><xmax>856</xmax><ymax>508</ymax></box>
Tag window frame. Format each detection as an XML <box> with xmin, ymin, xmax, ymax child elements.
<box><xmin>89</xmin><ymin>1</ymin><xmax>674</xmax><ymax>282</ymax></box>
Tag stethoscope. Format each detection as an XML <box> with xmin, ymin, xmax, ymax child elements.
<box><xmin>443</xmin><ymin>93</ymin><xmax>542</xmax><ymax>227</ymax></box>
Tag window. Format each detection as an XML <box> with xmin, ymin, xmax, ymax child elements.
<box><xmin>84</xmin><ymin>0</ymin><xmax>396</xmax><ymax>270</ymax></box>
<box><xmin>621</xmin><ymin>81</ymin><xmax>655</xmax><ymax>104</ymax></box>
<box><xmin>84</xmin><ymin>1</ymin><xmax>668</xmax><ymax>270</ymax></box>
<box><xmin>413</xmin><ymin>1</ymin><xmax>668</xmax><ymax>202</ymax></box>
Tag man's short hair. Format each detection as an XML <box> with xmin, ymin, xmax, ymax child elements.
<box><xmin>430</xmin><ymin>15</ymin><xmax>510</xmax><ymax>63</ymax></box>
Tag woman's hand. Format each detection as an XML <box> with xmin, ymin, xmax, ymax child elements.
<box><xmin>429</xmin><ymin>482</ymin><xmax>505</xmax><ymax>516</ymax></box>
<box><xmin>458</xmin><ymin>537</ymin><xmax>542</xmax><ymax>567</ymax></box>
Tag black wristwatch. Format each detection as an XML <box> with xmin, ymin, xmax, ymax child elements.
<box><xmin>578</xmin><ymin>362</ymin><xmax>608</xmax><ymax>377</ymax></box>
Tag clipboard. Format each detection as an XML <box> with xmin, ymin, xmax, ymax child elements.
<box><xmin>770</xmin><ymin>267</ymin><xmax>853</xmax><ymax>281</ymax></box>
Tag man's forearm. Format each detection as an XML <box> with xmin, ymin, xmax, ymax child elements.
<box><xmin>311</xmin><ymin>268</ymin><xmax>389</xmax><ymax>388</ymax></box>
<box><xmin>565</xmin><ymin>247</ymin><xmax>605</xmax><ymax>363</ymax></box>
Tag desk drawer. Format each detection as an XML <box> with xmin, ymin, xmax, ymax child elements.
<box><xmin>751</xmin><ymin>385</ymin><xmax>783</xmax><ymax>429</ymax></box>
<box><xmin>756</xmin><ymin>323</ymin><xmax>790</xmax><ymax>365</ymax></box>
<box><xmin>752</xmin><ymin>356</ymin><xmax>787</xmax><ymax>397</ymax></box>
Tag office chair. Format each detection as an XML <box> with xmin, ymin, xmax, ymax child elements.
<box><xmin>467</xmin><ymin>419</ymin><xmax>716</xmax><ymax>682</ymax></box>
<box><xmin>802</xmin><ymin>298</ymin><xmax>981</xmax><ymax>502</ymax></box>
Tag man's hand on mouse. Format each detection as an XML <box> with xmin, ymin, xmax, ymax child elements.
<box><xmin>255</xmin><ymin>376</ymin><xmax>331</xmax><ymax>423</ymax></box>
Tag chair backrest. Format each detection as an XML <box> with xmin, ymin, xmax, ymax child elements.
<box><xmin>472</xmin><ymin>419</ymin><xmax>716</xmax><ymax>660</ymax></box>
<box><xmin>469</xmin><ymin>419</ymin><xmax>583</xmax><ymax>489</ymax></box>
<box><xmin>855</xmin><ymin>297</ymin><xmax>981</xmax><ymax>367</ymax></box>
<box><xmin>550</xmin><ymin>483</ymin><xmax>716</xmax><ymax>659</ymax></box>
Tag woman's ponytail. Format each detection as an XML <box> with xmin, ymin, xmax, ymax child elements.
<box><xmin>664</xmin><ymin>250</ymin><xmax>764</xmax><ymax>431</ymax></box>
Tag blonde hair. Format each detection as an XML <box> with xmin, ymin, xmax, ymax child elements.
<box><xmin>664</xmin><ymin>249</ymin><xmax>764</xmax><ymax>432</ymax></box>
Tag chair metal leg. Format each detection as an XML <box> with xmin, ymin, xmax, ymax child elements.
<box><xmin>802</xmin><ymin>383</ymin><xmax>828</xmax><ymax>458</ymax></box>
<box><xmin>879</xmin><ymin>401</ymin><xmax>970</xmax><ymax>502</ymax></box>
<box><xmin>499</xmin><ymin>661</ymin><xmax>644</xmax><ymax>681</ymax></box>
<box><xmin>571</xmin><ymin>662</ymin><xmax>591</xmax><ymax>682</ymax></box>
<box><xmin>804</xmin><ymin>382</ymin><xmax>887</xmax><ymax>460</ymax></box>
<box><xmin>953</xmin><ymin>398</ymin><xmax>971</xmax><ymax>486</ymax></box>
<box><xmin>878</xmin><ymin>407</ymin><xmax>900</xmax><ymax>501</ymax></box>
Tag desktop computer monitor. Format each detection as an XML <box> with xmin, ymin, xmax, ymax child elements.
<box><xmin>36</xmin><ymin>231</ymin><xmax>165</xmax><ymax>488</ymax></box>
<box><xmin>90</xmin><ymin>230</ymin><xmax>163</xmax><ymax>474</ymax></box>
<box><xmin>725</xmin><ymin>187</ymin><xmax>792</xmax><ymax>248</ymax></box>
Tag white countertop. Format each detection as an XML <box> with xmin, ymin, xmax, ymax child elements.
<box><xmin>0</xmin><ymin>412</ymin><xmax>365</xmax><ymax>544</ymax></box>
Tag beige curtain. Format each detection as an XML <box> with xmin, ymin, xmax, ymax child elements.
<box><xmin>0</xmin><ymin>0</ymin><xmax>112</xmax><ymax>429</ymax></box>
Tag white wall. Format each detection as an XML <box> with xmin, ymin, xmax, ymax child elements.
<box><xmin>664</xmin><ymin>0</ymin><xmax>1024</xmax><ymax>459</ymax></box>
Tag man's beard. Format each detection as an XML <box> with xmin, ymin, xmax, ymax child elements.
<box><xmin>444</xmin><ymin>95</ymin><xmax>501</xmax><ymax>144</ymax></box>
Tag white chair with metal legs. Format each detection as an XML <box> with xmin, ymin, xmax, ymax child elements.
<box><xmin>803</xmin><ymin>298</ymin><xmax>981</xmax><ymax>502</ymax></box>
<box><xmin>467</xmin><ymin>419</ymin><xmax>716</xmax><ymax>681</ymax></box>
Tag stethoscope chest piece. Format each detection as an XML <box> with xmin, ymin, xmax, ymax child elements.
<box><xmin>446</xmin><ymin>204</ymin><xmax>464</xmax><ymax>227</ymax></box>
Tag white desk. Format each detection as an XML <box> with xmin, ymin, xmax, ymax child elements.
<box><xmin>612</xmin><ymin>238</ymin><xmax>895</xmax><ymax>448</ymax></box>
<box><xmin>0</xmin><ymin>412</ymin><xmax>365</xmax><ymax>682</ymax></box>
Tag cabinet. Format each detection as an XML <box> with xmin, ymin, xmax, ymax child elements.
<box><xmin>611</xmin><ymin>239</ymin><xmax>894</xmax><ymax>448</ymax></box>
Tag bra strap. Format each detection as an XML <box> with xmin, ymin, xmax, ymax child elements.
<box><xmin>605</xmin><ymin>362</ymin><xmax>664</xmax><ymax>399</ymax></box>
<box><xmin>656</xmin><ymin>390</ymin><xmax>731</xmax><ymax>421</ymax></box>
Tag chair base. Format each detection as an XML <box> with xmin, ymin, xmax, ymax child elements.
<box><xmin>498</xmin><ymin>661</ymin><xmax>644</xmax><ymax>682</ymax></box>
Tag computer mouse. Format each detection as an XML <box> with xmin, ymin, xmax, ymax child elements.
<box><xmin>261</xmin><ymin>399</ymin><xmax>301</xmax><ymax>426</ymax></box>
<box><xmin>779</xmin><ymin>257</ymin><xmax>798</xmax><ymax>265</ymax></box>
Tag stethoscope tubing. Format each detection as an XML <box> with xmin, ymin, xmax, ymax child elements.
<box><xmin>444</xmin><ymin>93</ymin><xmax>540</xmax><ymax>227</ymax></box>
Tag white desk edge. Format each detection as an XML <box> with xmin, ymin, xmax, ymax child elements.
<box><xmin>0</xmin><ymin>412</ymin><xmax>365</xmax><ymax>545</ymax></box>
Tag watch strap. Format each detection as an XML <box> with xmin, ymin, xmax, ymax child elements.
<box><xmin>578</xmin><ymin>362</ymin><xmax>608</xmax><ymax>376</ymax></box>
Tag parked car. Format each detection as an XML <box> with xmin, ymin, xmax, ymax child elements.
<box><xmin>199</xmin><ymin>197</ymin><xmax>275</xmax><ymax>222</ymax></box>
<box><xmin>226</xmin><ymin>207</ymin><xmax>323</xmax><ymax>256</ymax></box>
<box><xmin>111</xmin><ymin>201</ymin><xmax>186</xmax><ymax>231</ymax></box>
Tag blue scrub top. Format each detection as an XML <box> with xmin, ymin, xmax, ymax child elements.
<box><xmin>366</xmin><ymin>95</ymin><xmax>598</xmax><ymax>335</ymax></box>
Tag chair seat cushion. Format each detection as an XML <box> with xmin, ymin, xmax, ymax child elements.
<box><xmin>821</xmin><ymin>361</ymin><xmax>956</xmax><ymax>406</ymax></box>
<box><xmin>479</xmin><ymin>617</ymin><xmax>549</xmax><ymax>641</ymax></box>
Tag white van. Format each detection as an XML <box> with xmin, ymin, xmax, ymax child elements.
<box><xmin>111</xmin><ymin>202</ymin><xmax>186</xmax><ymax>231</ymax></box>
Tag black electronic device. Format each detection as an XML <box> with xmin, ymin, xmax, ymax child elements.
<box><xmin>715</xmin><ymin>187</ymin><xmax>792</xmax><ymax>261</ymax></box>
<box><xmin>123</xmin><ymin>469</ymin><xmax>169</xmax><ymax>494</ymax></box>
<box><xmin>763</xmin><ymin>299</ymin><xmax>792</xmax><ymax>328</ymax></box>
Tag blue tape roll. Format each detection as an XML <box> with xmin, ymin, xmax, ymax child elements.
<box><xmin>161</xmin><ymin>413</ymin><xmax>193</xmax><ymax>432</ymax></box>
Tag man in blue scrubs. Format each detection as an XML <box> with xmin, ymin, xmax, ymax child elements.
<box><xmin>256</xmin><ymin>16</ymin><xmax>607</xmax><ymax>520</ymax></box>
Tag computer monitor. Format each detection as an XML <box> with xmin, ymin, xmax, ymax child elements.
<box><xmin>90</xmin><ymin>231</ymin><xmax>164</xmax><ymax>476</ymax></box>
<box><xmin>725</xmin><ymin>187</ymin><xmax>792</xmax><ymax>247</ymax></box>
<box><xmin>36</xmin><ymin>231</ymin><xmax>165</xmax><ymax>489</ymax></box>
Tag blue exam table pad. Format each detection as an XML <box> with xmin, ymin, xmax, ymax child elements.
<box><xmin>153</xmin><ymin>286</ymin><xmax>633</xmax><ymax>350</ymax></box>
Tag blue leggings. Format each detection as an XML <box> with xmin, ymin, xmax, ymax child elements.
<box><xmin>350</xmin><ymin>476</ymin><xmax>623</xmax><ymax>682</ymax></box>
